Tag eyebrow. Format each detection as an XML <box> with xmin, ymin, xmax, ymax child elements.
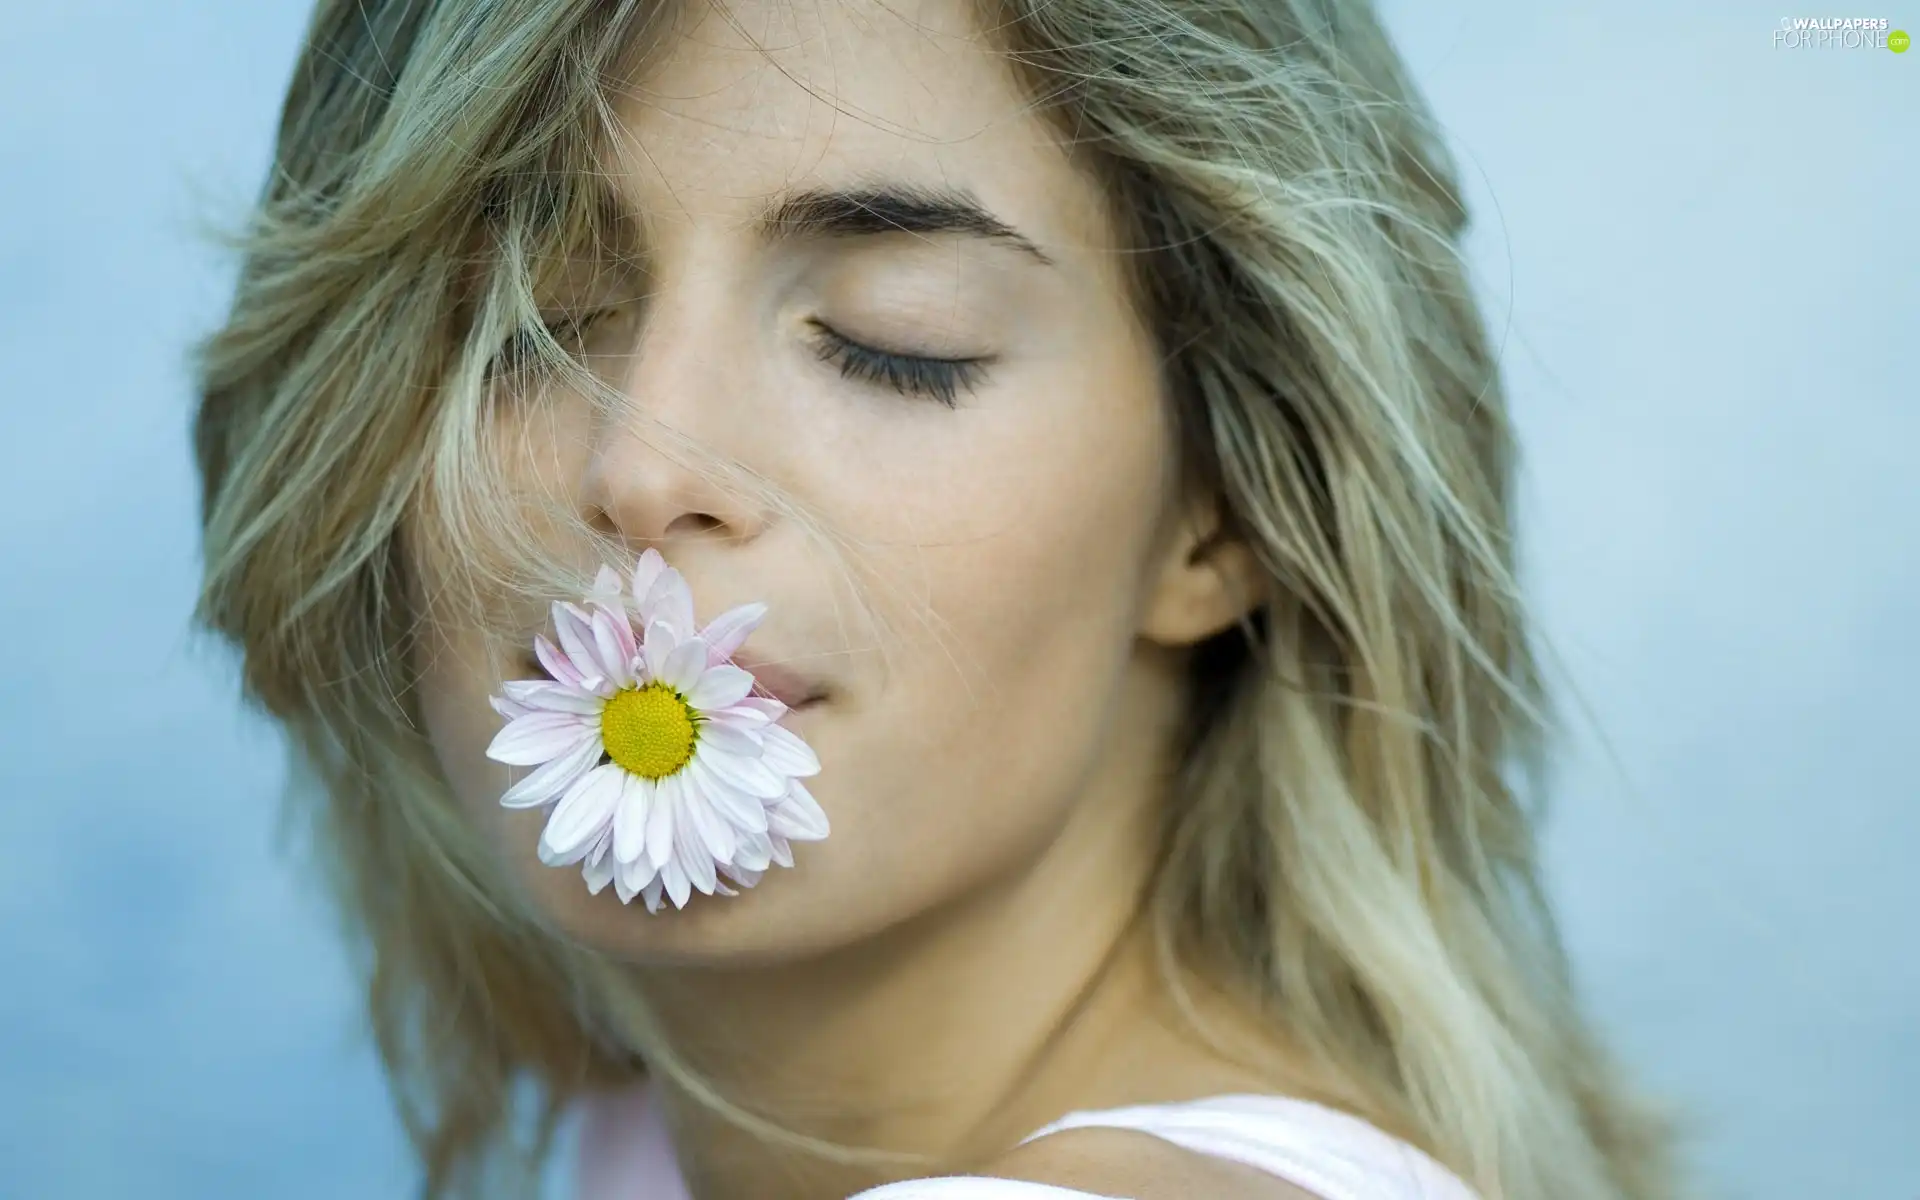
<box><xmin>754</xmin><ymin>183</ymin><xmax>1057</xmax><ymax>268</ymax></box>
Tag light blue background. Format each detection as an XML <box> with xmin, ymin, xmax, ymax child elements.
<box><xmin>2</xmin><ymin>3</ymin><xmax>1912</xmax><ymax>1197</ymax></box>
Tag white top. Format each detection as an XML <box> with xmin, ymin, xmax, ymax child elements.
<box><xmin>848</xmin><ymin>1095</ymin><xmax>1481</xmax><ymax>1200</ymax></box>
<box><xmin>577</xmin><ymin>1086</ymin><xmax>1481</xmax><ymax>1200</ymax></box>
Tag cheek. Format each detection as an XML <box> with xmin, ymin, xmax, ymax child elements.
<box><xmin>414</xmin><ymin>632</ymin><xmax>521</xmax><ymax>837</ymax></box>
<box><xmin>818</xmin><ymin>364</ymin><xmax>1173</xmax><ymax>873</ymax></box>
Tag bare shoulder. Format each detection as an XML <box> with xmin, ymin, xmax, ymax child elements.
<box><xmin>982</xmin><ymin>1125</ymin><xmax>1321</xmax><ymax>1200</ymax></box>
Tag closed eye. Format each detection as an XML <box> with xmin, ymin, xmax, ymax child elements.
<box><xmin>806</xmin><ymin>320</ymin><xmax>990</xmax><ymax>408</ymax></box>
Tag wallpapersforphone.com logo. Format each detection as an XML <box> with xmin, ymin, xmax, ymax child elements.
<box><xmin>1772</xmin><ymin>17</ymin><xmax>1910</xmax><ymax>49</ymax></box>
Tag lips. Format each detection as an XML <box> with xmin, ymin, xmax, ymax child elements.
<box><xmin>731</xmin><ymin>658</ymin><xmax>829</xmax><ymax>709</ymax></box>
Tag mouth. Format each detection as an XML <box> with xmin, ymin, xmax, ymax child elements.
<box><xmin>731</xmin><ymin>658</ymin><xmax>830</xmax><ymax>711</ymax></box>
<box><xmin>511</xmin><ymin>650</ymin><xmax>829</xmax><ymax>712</ymax></box>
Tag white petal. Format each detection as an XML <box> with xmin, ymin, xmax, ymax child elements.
<box><xmin>576</xmin><ymin>673</ymin><xmax>614</xmax><ymax>698</ymax></box>
<box><xmin>705</xmin><ymin>705</ymin><xmax>772</xmax><ymax>732</ymax></box>
<box><xmin>540</xmin><ymin>764</ymin><xmax>624</xmax><ymax>861</ymax></box>
<box><xmin>662</xmin><ymin>636</ymin><xmax>709</xmax><ymax>693</ymax></box>
<box><xmin>552</xmin><ymin>824</ymin><xmax>613</xmax><ymax>871</ymax></box>
<box><xmin>686</xmin><ymin>663</ymin><xmax>754</xmax><ymax>710</ymax></box>
<box><xmin>612</xmin><ymin>774</ymin><xmax>654</xmax><ymax>864</ymax></box>
<box><xmin>722</xmin><ymin>864</ymin><xmax>765</xmax><ymax>889</ymax></box>
<box><xmin>733</xmin><ymin>697</ymin><xmax>789</xmax><ymax>721</ymax></box>
<box><xmin>645</xmin><ymin>771</ymin><xmax>679</xmax><ymax>870</ymax></box>
<box><xmin>681</xmin><ymin>779</ymin><xmax>737</xmax><ymax>863</ymax></box>
<box><xmin>700</xmin><ymin>602</ymin><xmax>767</xmax><ymax>663</ymax></box>
<box><xmin>769</xmin><ymin>779</ymin><xmax>830</xmax><ymax>841</ymax></box>
<box><xmin>487</xmin><ymin>711</ymin><xmax>594</xmax><ymax>766</ymax></box>
<box><xmin>615</xmin><ymin>855</ymin><xmax>656</xmax><ymax>905</ymax></box>
<box><xmin>698</xmin><ymin>743</ymin><xmax>786</xmax><ymax>799</ymax></box>
<box><xmin>770</xmin><ymin>835</ymin><xmax>794</xmax><ymax>869</ymax></box>
<box><xmin>685</xmin><ymin>756</ymin><xmax>770</xmax><ymax>834</ymax></box>
<box><xmin>676</xmin><ymin>806</ymin><xmax>720</xmax><ymax>896</ymax></box>
<box><xmin>759</xmin><ymin>723</ymin><xmax>821</xmax><ymax>777</ymax></box>
<box><xmin>583</xmin><ymin>849</ymin><xmax>618</xmax><ymax>896</ymax></box>
<box><xmin>693</xmin><ymin>719</ymin><xmax>763</xmax><ymax>758</ymax></box>
<box><xmin>734</xmin><ymin>829</ymin><xmax>775</xmax><ymax>872</ymax></box>
<box><xmin>500</xmin><ymin>732</ymin><xmax>602</xmax><ymax>807</ymax></box>
<box><xmin>662</xmin><ymin>859</ymin><xmax>692</xmax><ymax>910</ymax></box>
<box><xmin>641</xmin><ymin>875</ymin><xmax>666</xmax><ymax>914</ymax></box>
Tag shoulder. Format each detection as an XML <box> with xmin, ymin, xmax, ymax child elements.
<box><xmin>977</xmin><ymin>1125</ymin><xmax>1323</xmax><ymax>1200</ymax></box>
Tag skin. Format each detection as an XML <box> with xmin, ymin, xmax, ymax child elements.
<box><xmin>412</xmin><ymin>1</ymin><xmax>1314</xmax><ymax>1195</ymax></box>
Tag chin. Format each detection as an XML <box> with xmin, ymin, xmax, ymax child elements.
<box><xmin>509</xmin><ymin>840</ymin><xmax>891</xmax><ymax>969</ymax></box>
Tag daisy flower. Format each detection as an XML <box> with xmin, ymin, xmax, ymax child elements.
<box><xmin>485</xmin><ymin>550</ymin><xmax>829</xmax><ymax>913</ymax></box>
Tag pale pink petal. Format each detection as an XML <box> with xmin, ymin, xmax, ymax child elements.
<box><xmin>490</xmin><ymin>694</ymin><xmax>532</xmax><ymax>720</ymax></box>
<box><xmin>733</xmin><ymin>697</ymin><xmax>789</xmax><ymax>722</ymax></box>
<box><xmin>553</xmin><ymin>602</ymin><xmax>612</xmax><ymax>681</ymax></box>
<box><xmin>587</xmin><ymin>565</ymin><xmax>627</xmax><ymax>612</ymax></box>
<box><xmin>769</xmin><ymin>779</ymin><xmax>830</xmax><ymax>841</ymax></box>
<box><xmin>612</xmin><ymin>774</ymin><xmax>654</xmax><ymax>865</ymax></box>
<box><xmin>704</xmin><ymin>705</ymin><xmax>772</xmax><ymax>733</ymax></box>
<box><xmin>502</xmin><ymin>679</ymin><xmax>602</xmax><ymax>716</ymax></box>
<box><xmin>540</xmin><ymin>764</ymin><xmax>624</xmax><ymax>862</ymax></box>
<box><xmin>501</xmin><ymin>732</ymin><xmax>602</xmax><ymax>807</ymax></box>
<box><xmin>697</xmin><ymin>744</ymin><xmax>785</xmax><ymax>800</ymax></box>
<box><xmin>645</xmin><ymin>772</ymin><xmax>679</xmax><ymax>871</ymax></box>
<box><xmin>700</xmin><ymin>603</ymin><xmax>767</xmax><ymax>663</ymax></box>
<box><xmin>589</xmin><ymin>607</ymin><xmax>636</xmax><ymax>688</ymax></box>
<box><xmin>641</xmin><ymin>620</ymin><xmax>675</xmax><ymax>684</ymax></box>
<box><xmin>630</xmin><ymin>549</ymin><xmax>668</xmax><ymax>609</ymax></box>
<box><xmin>534</xmin><ymin>634</ymin><xmax>586</xmax><ymax>689</ymax></box>
<box><xmin>686</xmin><ymin>663</ymin><xmax>754</xmax><ymax>711</ymax></box>
<box><xmin>644</xmin><ymin>565</ymin><xmax>697</xmax><ymax>635</ymax></box>
<box><xmin>662</xmin><ymin>636</ymin><xmax>709</xmax><ymax>693</ymax></box>
<box><xmin>488</xmin><ymin>711</ymin><xmax>594</xmax><ymax>766</ymax></box>
<box><xmin>759</xmin><ymin>723</ymin><xmax>821</xmax><ymax>778</ymax></box>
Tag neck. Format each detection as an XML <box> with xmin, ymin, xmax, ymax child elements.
<box><xmin>625</xmin><ymin>650</ymin><xmax>1305</xmax><ymax>1200</ymax></box>
<box><xmin>635</xmin><ymin>789</ymin><xmax>1169</xmax><ymax>1199</ymax></box>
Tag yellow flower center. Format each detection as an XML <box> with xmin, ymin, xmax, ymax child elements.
<box><xmin>599</xmin><ymin>683</ymin><xmax>697</xmax><ymax>780</ymax></box>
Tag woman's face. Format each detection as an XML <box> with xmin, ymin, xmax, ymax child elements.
<box><xmin>414</xmin><ymin>0</ymin><xmax>1233</xmax><ymax>963</ymax></box>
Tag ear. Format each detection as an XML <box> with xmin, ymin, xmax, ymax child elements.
<box><xmin>1139</xmin><ymin>497</ymin><xmax>1268</xmax><ymax>647</ymax></box>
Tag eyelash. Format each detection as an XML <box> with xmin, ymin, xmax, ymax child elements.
<box><xmin>501</xmin><ymin>311</ymin><xmax>987</xmax><ymax>409</ymax></box>
<box><xmin>807</xmin><ymin>321</ymin><xmax>987</xmax><ymax>408</ymax></box>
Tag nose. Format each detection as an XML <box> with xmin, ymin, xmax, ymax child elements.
<box><xmin>579</xmin><ymin>301</ymin><xmax>772</xmax><ymax>550</ymax></box>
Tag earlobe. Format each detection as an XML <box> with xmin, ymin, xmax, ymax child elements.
<box><xmin>1139</xmin><ymin>505</ymin><xmax>1269</xmax><ymax>648</ymax></box>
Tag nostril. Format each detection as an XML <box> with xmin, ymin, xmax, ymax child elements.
<box><xmin>662</xmin><ymin>512</ymin><xmax>725</xmax><ymax>537</ymax></box>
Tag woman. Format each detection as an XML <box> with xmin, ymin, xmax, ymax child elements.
<box><xmin>191</xmin><ymin>0</ymin><xmax>1685</xmax><ymax>1196</ymax></box>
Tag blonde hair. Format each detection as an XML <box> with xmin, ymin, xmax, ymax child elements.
<box><xmin>191</xmin><ymin>0</ymin><xmax>1686</xmax><ymax>1196</ymax></box>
